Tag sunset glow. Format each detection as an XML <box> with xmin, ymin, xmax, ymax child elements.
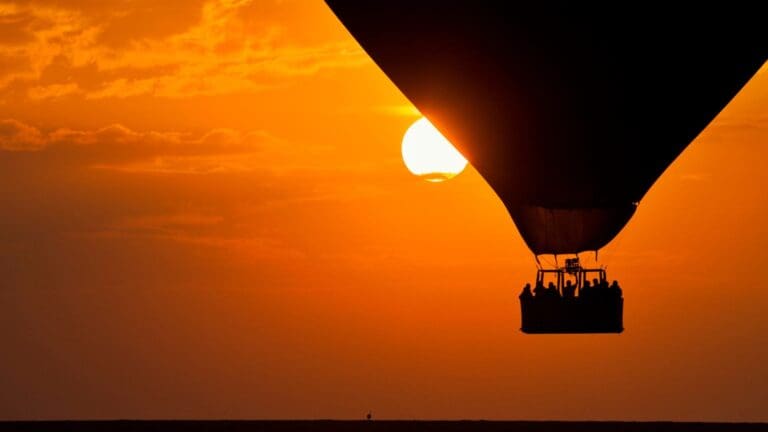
<box><xmin>0</xmin><ymin>0</ymin><xmax>767</xmax><ymax>424</ymax></box>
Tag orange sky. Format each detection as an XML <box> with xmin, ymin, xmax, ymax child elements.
<box><xmin>1</xmin><ymin>0</ymin><xmax>767</xmax><ymax>422</ymax></box>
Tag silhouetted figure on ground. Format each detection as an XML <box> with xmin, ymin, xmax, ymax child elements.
<box><xmin>563</xmin><ymin>280</ymin><xmax>576</xmax><ymax>298</ymax></box>
<box><xmin>520</xmin><ymin>283</ymin><xmax>533</xmax><ymax>299</ymax></box>
<box><xmin>581</xmin><ymin>280</ymin><xmax>592</xmax><ymax>297</ymax></box>
<box><xmin>534</xmin><ymin>281</ymin><xmax>545</xmax><ymax>297</ymax></box>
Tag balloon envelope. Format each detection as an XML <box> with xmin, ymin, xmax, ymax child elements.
<box><xmin>326</xmin><ymin>1</ymin><xmax>767</xmax><ymax>255</ymax></box>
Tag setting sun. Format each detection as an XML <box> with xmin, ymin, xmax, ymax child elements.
<box><xmin>401</xmin><ymin>117</ymin><xmax>468</xmax><ymax>182</ymax></box>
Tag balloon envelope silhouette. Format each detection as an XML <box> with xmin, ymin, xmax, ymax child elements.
<box><xmin>327</xmin><ymin>1</ymin><xmax>767</xmax><ymax>255</ymax></box>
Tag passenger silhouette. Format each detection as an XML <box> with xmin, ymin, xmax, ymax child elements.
<box><xmin>563</xmin><ymin>280</ymin><xmax>575</xmax><ymax>298</ymax></box>
<box><xmin>519</xmin><ymin>271</ymin><xmax>624</xmax><ymax>333</ymax></box>
<box><xmin>520</xmin><ymin>283</ymin><xmax>533</xmax><ymax>299</ymax></box>
<box><xmin>547</xmin><ymin>282</ymin><xmax>559</xmax><ymax>298</ymax></box>
<box><xmin>610</xmin><ymin>280</ymin><xmax>622</xmax><ymax>296</ymax></box>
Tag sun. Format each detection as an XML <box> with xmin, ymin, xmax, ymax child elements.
<box><xmin>401</xmin><ymin>117</ymin><xmax>468</xmax><ymax>182</ymax></box>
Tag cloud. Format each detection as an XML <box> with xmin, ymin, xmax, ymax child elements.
<box><xmin>27</xmin><ymin>82</ymin><xmax>79</xmax><ymax>99</ymax></box>
<box><xmin>0</xmin><ymin>118</ymin><xmax>45</xmax><ymax>150</ymax></box>
<box><xmin>75</xmin><ymin>207</ymin><xmax>308</xmax><ymax>261</ymax></box>
<box><xmin>0</xmin><ymin>6</ymin><xmax>43</xmax><ymax>46</ymax></box>
<box><xmin>0</xmin><ymin>118</ymin><xmax>386</xmax><ymax>179</ymax></box>
<box><xmin>679</xmin><ymin>173</ymin><xmax>710</xmax><ymax>182</ymax></box>
<box><xmin>710</xmin><ymin>115</ymin><xmax>768</xmax><ymax>131</ymax></box>
<box><xmin>0</xmin><ymin>118</ymin><xmax>280</xmax><ymax>173</ymax></box>
<box><xmin>0</xmin><ymin>51</ymin><xmax>31</xmax><ymax>81</ymax></box>
<box><xmin>0</xmin><ymin>0</ymin><xmax>368</xmax><ymax>100</ymax></box>
<box><xmin>101</xmin><ymin>212</ymin><xmax>228</xmax><ymax>241</ymax></box>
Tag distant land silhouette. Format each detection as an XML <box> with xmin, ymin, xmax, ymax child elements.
<box><xmin>1</xmin><ymin>421</ymin><xmax>767</xmax><ymax>432</ymax></box>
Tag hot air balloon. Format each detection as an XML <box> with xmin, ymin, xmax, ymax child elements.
<box><xmin>326</xmin><ymin>1</ymin><xmax>768</xmax><ymax>333</ymax></box>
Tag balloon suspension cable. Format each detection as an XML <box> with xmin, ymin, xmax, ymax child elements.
<box><xmin>554</xmin><ymin>254</ymin><xmax>559</xmax><ymax>268</ymax></box>
<box><xmin>595</xmin><ymin>249</ymin><xmax>606</xmax><ymax>270</ymax></box>
<box><xmin>535</xmin><ymin>254</ymin><xmax>542</xmax><ymax>270</ymax></box>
